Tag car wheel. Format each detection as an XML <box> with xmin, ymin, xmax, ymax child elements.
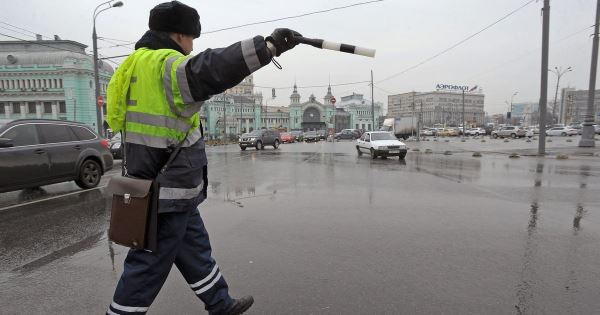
<box><xmin>561</xmin><ymin>132</ymin><xmax>567</xmax><ymax>137</ymax></box>
<box><xmin>356</xmin><ymin>146</ymin><xmax>362</xmax><ymax>156</ymax></box>
<box><xmin>240</xmin><ymin>146</ymin><xmax>246</xmax><ymax>151</ymax></box>
<box><xmin>493</xmin><ymin>134</ymin><xmax>498</xmax><ymax>139</ymax></box>
<box><xmin>255</xmin><ymin>140</ymin><xmax>262</xmax><ymax>150</ymax></box>
<box><xmin>75</xmin><ymin>159</ymin><xmax>102</xmax><ymax>189</ymax></box>
<box><xmin>399</xmin><ymin>152</ymin><xmax>407</xmax><ymax>160</ymax></box>
<box><xmin>370</xmin><ymin>148</ymin><xmax>377</xmax><ymax>159</ymax></box>
<box><xmin>273</xmin><ymin>139</ymin><xmax>280</xmax><ymax>149</ymax></box>
<box><xmin>511</xmin><ymin>133</ymin><xmax>517</xmax><ymax>139</ymax></box>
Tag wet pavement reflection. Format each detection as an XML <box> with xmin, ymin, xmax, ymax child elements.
<box><xmin>1</xmin><ymin>141</ymin><xmax>599</xmax><ymax>314</ymax></box>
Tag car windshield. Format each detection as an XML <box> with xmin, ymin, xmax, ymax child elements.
<box><xmin>305</xmin><ymin>131</ymin><xmax>316</xmax><ymax>136</ymax></box>
<box><xmin>371</xmin><ymin>133</ymin><xmax>397</xmax><ymax>141</ymax></box>
<box><xmin>248</xmin><ymin>130</ymin><xmax>262</xmax><ymax>136</ymax></box>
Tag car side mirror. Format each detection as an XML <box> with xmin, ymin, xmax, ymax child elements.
<box><xmin>0</xmin><ymin>138</ymin><xmax>14</xmax><ymax>148</ymax></box>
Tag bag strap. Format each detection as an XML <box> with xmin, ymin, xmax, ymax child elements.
<box><xmin>160</xmin><ymin>129</ymin><xmax>191</xmax><ymax>174</ymax></box>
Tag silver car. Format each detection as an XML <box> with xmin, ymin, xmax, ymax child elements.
<box><xmin>491</xmin><ymin>126</ymin><xmax>526</xmax><ymax>139</ymax></box>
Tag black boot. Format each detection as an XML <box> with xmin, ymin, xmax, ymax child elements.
<box><xmin>225</xmin><ymin>296</ymin><xmax>254</xmax><ymax>315</ymax></box>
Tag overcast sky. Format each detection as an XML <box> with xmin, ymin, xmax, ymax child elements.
<box><xmin>1</xmin><ymin>0</ymin><xmax>597</xmax><ymax>114</ymax></box>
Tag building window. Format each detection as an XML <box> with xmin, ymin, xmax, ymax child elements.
<box><xmin>0</xmin><ymin>103</ymin><xmax>4</xmax><ymax>114</ymax></box>
<box><xmin>43</xmin><ymin>79</ymin><xmax>47</xmax><ymax>88</ymax></box>
<box><xmin>12</xmin><ymin>103</ymin><xmax>21</xmax><ymax>114</ymax></box>
<box><xmin>44</xmin><ymin>102</ymin><xmax>52</xmax><ymax>114</ymax></box>
<box><xmin>37</xmin><ymin>79</ymin><xmax>41</xmax><ymax>88</ymax></box>
<box><xmin>28</xmin><ymin>102</ymin><xmax>36</xmax><ymax>114</ymax></box>
<box><xmin>59</xmin><ymin>79</ymin><xmax>63</xmax><ymax>88</ymax></box>
<box><xmin>59</xmin><ymin>101</ymin><xmax>66</xmax><ymax>113</ymax></box>
<box><xmin>53</xmin><ymin>79</ymin><xmax>57</xmax><ymax>89</ymax></box>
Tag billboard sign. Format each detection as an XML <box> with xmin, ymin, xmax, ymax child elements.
<box><xmin>436</xmin><ymin>84</ymin><xmax>479</xmax><ymax>92</ymax></box>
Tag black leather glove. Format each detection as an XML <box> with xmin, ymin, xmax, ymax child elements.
<box><xmin>266</xmin><ymin>28</ymin><xmax>302</xmax><ymax>57</ymax></box>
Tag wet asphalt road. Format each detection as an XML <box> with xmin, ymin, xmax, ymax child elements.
<box><xmin>1</xmin><ymin>137</ymin><xmax>600</xmax><ymax>314</ymax></box>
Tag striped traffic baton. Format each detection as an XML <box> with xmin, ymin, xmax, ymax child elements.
<box><xmin>295</xmin><ymin>36</ymin><xmax>376</xmax><ymax>58</ymax></box>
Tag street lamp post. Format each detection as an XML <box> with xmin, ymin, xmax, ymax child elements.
<box><xmin>93</xmin><ymin>0</ymin><xmax>123</xmax><ymax>137</ymax></box>
<box><xmin>580</xmin><ymin>0</ymin><xmax>600</xmax><ymax>147</ymax></box>
<box><xmin>549</xmin><ymin>66</ymin><xmax>572</xmax><ymax>125</ymax></box>
<box><xmin>510</xmin><ymin>92</ymin><xmax>518</xmax><ymax>125</ymax></box>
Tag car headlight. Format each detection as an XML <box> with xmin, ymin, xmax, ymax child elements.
<box><xmin>249</xmin><ymin>137</ymin><xmax>256</xmax><ymax>141</ymax></box>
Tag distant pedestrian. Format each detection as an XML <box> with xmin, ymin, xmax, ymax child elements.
<box><xmin>105</xmin><ymin>1</ymin><xmax>300</xmax><ymax>314</ymax></box>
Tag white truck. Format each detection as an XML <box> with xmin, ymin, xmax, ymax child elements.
<box><xmin>380</xmin><ymin>116</ymin><xmax>418</xmax><ymax>140</ymax></box>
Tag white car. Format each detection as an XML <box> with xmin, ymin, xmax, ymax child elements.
<box><xmin>356</xmin><ymin>131</ymin><xmax>408</xmax><ymax>160</ymax></box>
<box><xmin>546</xmin><ymin>126</ymin><xmax>578</xmax><ymax>137</ymax></box>
<box><xmin>465</xmin><ymin>128</ymin><xmax>486</xmax><ymax>136</ymax></box>
<box><xmin>420</xmin><ymin>129</ymin><xmax>434</xmax><ymax>136</ymax></box>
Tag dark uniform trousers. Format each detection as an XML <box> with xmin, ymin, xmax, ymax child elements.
<box><xmin>108</xmin><ymin>140</ymin><xmax>233</xmax><ymax>315</ymax></box>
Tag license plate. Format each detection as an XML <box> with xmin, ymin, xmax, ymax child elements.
<box><xmin>389</xmin><ymin>150</ymin><xmax>400</xmax><ymax>154</ymax></box>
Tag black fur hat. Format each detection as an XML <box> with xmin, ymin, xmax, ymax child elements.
<box><xmin>149</xmin><ymin>1</ymin><xmax>201</xmax><ymax>38</ymax></box>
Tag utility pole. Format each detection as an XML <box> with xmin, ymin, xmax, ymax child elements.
<box><xmin>411</xmin><ymin>92</ymin><xmax>415</xmax><ymax>138</ymax></box>
<box><xmin>538</xmin><ymin>0</ymin><xmax>550</xmax><ymax>155</ymax></box>
<box><xmin>580</xmin><ymin>0</ymin><xmax>600</xmax><ymax>147</ymax></box>
<box><xmin>223</xmin><ymin>92</ymin><xmax>227</xmax><ymax>141</ymax></box>
<box><xmin>462</xmin><ymin>89</ymin><xmax>465</xmax><ymax>138</ymax></box>
<box><xmin>371</xmin><ymin>70</ymin><xmax>375</xmax><ymax>131</ymax></box>
<box><xmin>418</xmin><ymin>99</ymin><xmax>423</xmax><ymax>141</ymax></box>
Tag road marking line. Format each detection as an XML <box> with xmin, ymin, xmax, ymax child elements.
<box><xmin>0</xmin><ymin>172</ymin><xmax>119</xmax><ymax>212</ymax></box>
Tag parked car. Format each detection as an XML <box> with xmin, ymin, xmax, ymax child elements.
<box><xmin>304</xmin><ymin>131</ymin><xmax>319</xmax><ymax>142</ymax></box>
<box><xmin>317</xmin><ymin>130</ymin><xmax>327</xmax><ymax>140</ymax></box>
<box><xmin>335</xmin><ymin>129</ymin><xmax>360</xmax><ymax>140</ymax></box>
<box><xmin>420</xmin><ymin>128</ymin><xmax>434</xmax><ymax>136</ymax></box>
<box><xmin>465</xmin><ymin>128</ymin><xmax>486</xmax><ymax>136</ymax></box>
<box><xmin>290</xmin><ymin>130</ymin><xmax>304</xmax><ymax>142</ymax></box>
<box><xmin>356</xmin><ymin>131</ymin><xmax>408</xmax><ymax>160</ymax></box>
<box><xmin>546</xmin><ymin>126</ymin><xmax>578</xmax><ymax>137</ymax></box>
<box><xmin>280</xmin><ymin>132</ymin><xmax>296</xmax><ymax>143</ymax></box>
<box><xmin>568</xmin><ymin>124</ymin><xmax>583</xmax><ymax>135</ymax></box>
<box><xmin>239</xmin><ymin>129</ymin><xmax>281</xmax><ymax>150</ymax></box>
<box><xmin>491</xmin><ymin>126</ymin><xmax>526</xmax><ymax>138</ymax></box>
<box><xmin>0</xmin><ymin>119</ymin><xmax>113</xmax><ymax>193</ymax></box>
<box><xmin>109</xmin><ymin>133</ymin><xmax>123</xmax><ymax>159</ymax></box>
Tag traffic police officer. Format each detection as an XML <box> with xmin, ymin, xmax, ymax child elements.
<box><xmin>105</xmin><ymin>1</ymin><xmax>300</xmax><ymax>314</ymax></box>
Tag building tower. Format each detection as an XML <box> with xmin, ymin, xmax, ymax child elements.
<box><xmin>323</xmin><ymin>84</ymin><xmax>333</xmax><ymax>105</ymax></box>
<box><xmin>290</xmin><ymin>82</ymin><xmax>301</xmax><ymax>104</ymax></box>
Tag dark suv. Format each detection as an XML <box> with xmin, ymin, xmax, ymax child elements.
<box><xmin>335</xmin><ymin>129</ymin><xmax>360</xmax><ymax>140</ymax></box>
<box><xmin>239</xmin><ymin>129</ymin><xmax>281</xmax><ymax>150</ymax></box>
<box><xmin>0</xmin><ymin>119</ymin><xmax>114</xmax><ymax>193</ymax></box>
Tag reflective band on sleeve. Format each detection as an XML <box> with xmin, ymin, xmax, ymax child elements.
<box><xmin>126</xmin><ymin>111</ymin><xmax>191</xmax><ymax>133</ymax></box>
<box><xmin>106</xmin><ymin>309</ymin><xmax>119</xmax><ymax>315</ymax></box>
<box><xmin>110</xmin><ymin>302</ymin><xmax>149</xmax><ymax>313</ymax></box>
<box><xmin>241</xmin><ymin>38</ymin><xmax>261</xmax><ymax>73</ymax></box>
<box><xmin>176</xmin><ymin>58</ymin><xmax>195</xmax><ymax>104</ymax></box>
<box><xmin>190</xmin><ymin>264</ymin><xmax>219</xmax><ymax>289</ymax></box>
<box><xmin>194</xmin><ymin>272</ymin><xmax>222</xmax><ymax>295</ymax></box>
<box><xmin>159</xmin><ymin>180</ymin><xmax>204</xmax><ymax>200</ymax></box>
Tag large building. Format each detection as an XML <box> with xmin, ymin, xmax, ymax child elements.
<box><xmin>561</xmin><ymin>88</ymin><xmax>600</xmax><ymax>124</ymax></box>
<box><xmin>202</xmin><ymin>78</ymin><xmax>383</xmax><ymax>138</ymax></box>
<box><xmin>388</xmin><ymin>90</ymin><xmax>485</xmax><ymax>127</ymax></box>
<box><xmin>511</xmin><ymin>102</ymin><xmax>539</xmax><ymax>126</ymax></box>
<box><xmin>0</xmin><ymin>38</ymin><xmax>113</xmax><ymax>130</ymax></box>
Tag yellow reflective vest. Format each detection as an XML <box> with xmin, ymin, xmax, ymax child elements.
<box><xmin>107</xmin><ymin>48</ymin><xmax>202</xmax><ymax>148</ymax></box>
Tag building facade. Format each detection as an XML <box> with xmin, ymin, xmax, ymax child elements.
<box><xmin>388</xmin><ymin>91</ymin><xmax>485</xmax><ymax>127</ymax></box>
<box><xmin>0</xmin><ymin>39</ymin><xmax>113</xmax><ymax>130</ymax></box>
<box><xmin>202</xmin><ymin>78</ymin><xmax>382</xmax><ymax>138</ymax></box>
<box><xmin>561</xmin><ymin>88</ymin><xmax>600</xmax><ymax>124</ymax></box>
<box><xmin>511</xmin><ymin>102</ymin><xmax>539</xmax><ymax>126</ymax></box>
